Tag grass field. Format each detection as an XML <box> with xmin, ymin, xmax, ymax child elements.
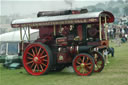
<box><xmin>0</xmin><ymin>42</ymin><xmax>128</xmax><ymax>85</ymax></box>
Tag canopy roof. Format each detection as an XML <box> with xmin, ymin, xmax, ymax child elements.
<box><xmin>11</xmin><ymin>11</ymin><xmax>114</xmax><ymax>28</ymax></box>
<box><xmin>0</xmin><ymin>29</ymin><xmax>39</xmax><ymax>42</ymax></box>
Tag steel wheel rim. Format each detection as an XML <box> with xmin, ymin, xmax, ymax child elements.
<box><xmin>23</xmin><ymin>43</ymin><xmax>49</xmax><ymax>75</ymax></box>
<box><xmin>73</xmin><ymin>54</ymin><xmax>94</xmax><ymax>76</ymax></box>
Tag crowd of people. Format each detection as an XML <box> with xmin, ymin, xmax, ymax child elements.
<box><xmin>104</xmin><ymin>24</ymin><xmax>128</xmax><ymax>65</ymax></box>
<box><xmin>108</xmin><ymin>24</ymin><xmax>128</xmax><ymax>46</ymax></box>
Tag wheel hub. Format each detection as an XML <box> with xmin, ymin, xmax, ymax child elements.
<box><xmin>34</xmin><ymin>57</ymin><xmax>39</xmax><ymax>62</ymax></box>
<box><xmin>80</xmin><ymin>63</ymin><xmax>85</xmax><ymax>67</ymax></box>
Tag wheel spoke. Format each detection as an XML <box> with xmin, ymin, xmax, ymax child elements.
<box><xmin>94</xmin><ymin>56</ymin><xmax>97</xmax><ymax>62</ymax></box>
<box><xmin>26</xmin><ymin>61</ymin><xmax>33</xmax><ymax>65</ymax></box>
<box><xmin>95</xmin><ymin>58</ymin><xmax>97</xmax><ymax>63</ymax></box>
<box><xmin>35</xmin><ymin>47</ymin><xmax>37</xmax><ymax>54</ymax></box>
<box><xmin>76</xmin><ymin>61</ymin><xmax>81</xmax><ymax>65</ymax></box>
<box><xmin>32</xmin><ymin>49</ymin><xmax>35</xmax><ymax>56</ymax></box>
<box><xmin>41</xmin><ymin>63</ymin><xmax>47</xmax><ymax>66</ymax></box>
<box><xmin>40</xmin><ymin>55</ymin><xmax>47</xmax><ymax>59</ymax></box>
<box><xmin>94</xmin><ymin>54</ymin><xmax>98</xmax><ymax>59</ymax></box>
<box><xmin>37</xmin><ymin>64</ymin><xmax>40</xmax><ymax>72</ymax></box>
<box><xmin>40</xmin><ymin>50</ymin><xmax>45</xmax><ymax>56</ymax></box>
<box><xmin>82</xmin><ymin>56</ymin><xmax>85</xmax><ymax>63</ymax></box>
<box><xmin>85</xmin><ymin>63</ymin><xmax>91</xmax><ymax>66</ymax></box>
<box><xmin>43</xmin><ymin>59</ymin><xmax>48</xmax><ymax>62</ymax></box>
<box><xmin>94</xmin><ymin>54</ymin><xmax>99</xmax><ymax>62</ymax></box>
<box><xmin>31</xmin><ymin>62</ymin><xmax>35</xmax><ymax>68</ymax></box>
<box><xmin>27</xmin><ymin>52</ymin><xmax>34</xmax><ymax>57</ymax></box>
<box><xmin>95</xmin><ymin>64</ymin><xmax>100</xmax><ymax>69</ymax></box>
<box><xmin>40</xmin><ymin>64</ymin><xmax>44</xmax><ymax>71</ymax></box>
<box><xmin>85</xmin><ymin>58</ymin><xmax>89</xmax><ymax>63</ymax></box>
<box><xmin>37</xmin><ymin>48</ymin><xmax>41</xmax><ymax>56</ymax></box>
<box><xmin>77</xmin><ymin>66</ymin><xmax>81</xmax><ymax>71</ymax></box>
<box><xmin>79</xmin><ymin>57</ymin><xmax>82</xmax><ymax>62</ymax></box>
<box><xmin>27</xmin><ymin>57</ymin><xmax>33</xmax><ymax>60</ymax></box>
<box><xmin>82</xmin><ymin>68</ymin><xmax>86</xmax><ymax>74</ymax></box>
<box><xmin>85</xmin><ymin>66</ymin><xmax>90</xmax><ymax>72</ymax></box>
<box><xmin>33</xmin><ymin>64</ymin><xmax>37</xmax><ymax>72</ymax></box>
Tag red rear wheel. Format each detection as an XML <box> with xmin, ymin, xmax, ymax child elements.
<box><xmin>73</xmin><ymin>53</ymin><xmax>95</xmax><ymax>76</ymax></box>
<box><xmin>23</xmin><ymin>43</ymin><xmax>53</xmax><ymax>76</ymax></box>
<box><xmin>91</xmin><ymin>51</ymin><xmax>105</xmax><ymax>72</ymax></box>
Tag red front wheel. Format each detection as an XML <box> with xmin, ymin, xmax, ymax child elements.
<box><xmin>23</xmin><ymin>43</ymin><xmax>53</xmax><ymax>76</ymax></box>
<box><xmin>73</xmin><ymin>53</ymin><xmax>95</xmax><ymax>76</ymax></box>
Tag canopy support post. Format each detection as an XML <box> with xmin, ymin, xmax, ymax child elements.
<box><xmin>28</xmin><ymin>26</ymin><xmax>30</xmax><ymax>42</ymax></box>
<box><xmin>20</xmin><ymin>27</ymin><xmax>22</xmax><ymax>41</ymax></box>
<box><xmin>105</xmin><ymin>15</ymin><xmax>108</xmax><ymax>40</ymax></box>
<box><xmin>53</xmin><ymin>25</ymin><xmax>56</xmax><ymax>36</ymax></box>
<box><xmin>20</xmin><ymin>27</ymin><xmax>24</xmax><ymax>53</ymax></box>
<box><xmin>99</xmin><ymin>16</ymin><xmax>102</xmax><ymax>41</ymax></box>
<box><xmin>6</xmin><ymin>43</ymin><xmax>8</xmax><ymax>56</ymax></box>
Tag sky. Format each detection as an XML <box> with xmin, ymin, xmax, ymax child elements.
<box><xmin>0</xmin><ymin>0</ymin><xmax>114</xmax><ymax>16</ymax></box>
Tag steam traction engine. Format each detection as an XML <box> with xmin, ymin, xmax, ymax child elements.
<box><xmin>11</xmin><ymin>9</ymin><xmax>114</xmax><ymax>76</ymax></box>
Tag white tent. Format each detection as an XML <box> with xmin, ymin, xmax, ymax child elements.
<box><xmin>0</xmin><ymin>29</ymin><xmax>39</xmax><ymax>56</ymax></box>
<box><xmin>0</xmin><ymin>29</ymin><xmax>39</xmax><ymax>42</ymax></box>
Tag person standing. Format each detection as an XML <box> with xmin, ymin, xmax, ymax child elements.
<box><xmin>115</xmin><ymin>26</ymin><xmax>121</xmax><ymax>46</ymax></box>
<box><xmin>113</xmin><ymin>26</ymin><xmax>116</xmax><ymax>39</ymax></box>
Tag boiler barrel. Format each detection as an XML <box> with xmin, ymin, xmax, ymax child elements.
<box><xmin>78</xmin><ymin>46</ymin><xmax>94</xmax><ymax>53</ymax></box>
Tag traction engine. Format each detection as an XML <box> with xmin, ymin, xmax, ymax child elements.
<box><xmin>11</xmin><ymin>9</ymin><xmax>114</xmax><ymax>76</ymax></box>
